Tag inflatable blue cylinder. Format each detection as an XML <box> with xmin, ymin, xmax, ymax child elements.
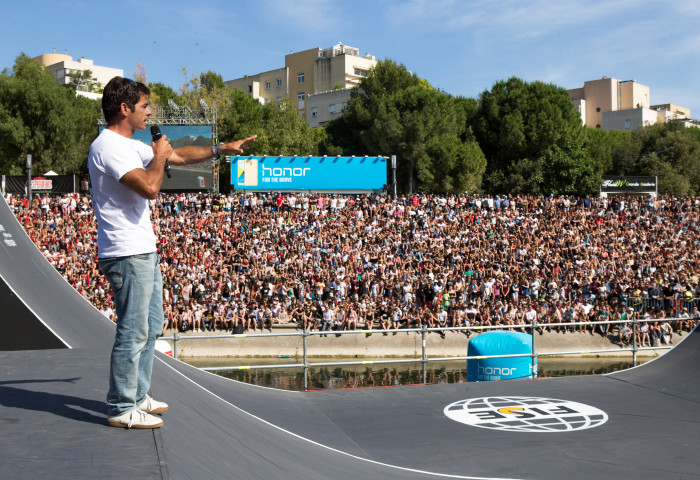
<box><xmin>467</xmin><ymin>331</ymin><xmax>536</xmax><ymax>382</ymax></box>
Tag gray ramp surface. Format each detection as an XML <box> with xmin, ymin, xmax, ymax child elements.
<box><xmin>1</xmin><ymin>197</ymin><xmax>698</xmax><ymax>480</ymax></box>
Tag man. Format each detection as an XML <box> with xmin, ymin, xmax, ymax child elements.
<box><xmin>89</xmin><ymin>77</ymin><xmax>255</xmax><ymax>429</ymax></box>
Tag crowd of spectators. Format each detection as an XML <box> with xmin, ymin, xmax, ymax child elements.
<box><xmin>6</xmin><ymin>191</ymin><xmax>699</xmax><ymax>346</ymax></box>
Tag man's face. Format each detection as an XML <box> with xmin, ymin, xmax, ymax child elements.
<box><xmin>126</xmin><ymin>94</ymin><xmax>151</xmax><ymax>131</ymax></box>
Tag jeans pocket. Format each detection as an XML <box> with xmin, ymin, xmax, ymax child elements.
<box><xmin>99</xmin><ymin>258</ymin><xmax>124</xmax><ymax>292</ymax></box>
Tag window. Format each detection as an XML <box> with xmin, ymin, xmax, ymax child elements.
<box><xmin>297</xmin><ymin>92</ymin><xmax>305</xmax><ymax>100</ymax></box>
<box><xmin>354</xmin><ymin>68</ymin><xmax>368</xmax><ymax>77</ymax></box>
<box><xmin>265</xmin><ymin>81</ymin><xmax>271</xmax><ymax>90</ymax></box>
<box><xmin>625</xmin><ymin>119</ymin><xmax>631</xmax><ymax>129</ymax></box>
<box><xmin>596</xmin><ymin>107</ymin><xmax>601</xmax><ymax>112</ymax></box>
<box><xmin>311</xmin><ymin>107</ymin><xmax>318</xmax><ymax>118</ymax></box>
<box><xmin>297</xmin><ymin>72</ymin><xmax>305</xmax><ymax>83</ymax></box>
<box><xmin>276</xmin><ymin>78</ymin><xmax>282</xmax><ymax>87</ymax></box>
<box><xmin>329</xmin><ymin>104</ymin><xmax>336</xmax><ymax>114</ymax></box>
<box><xmin>248</xmin><ymin>85</ymin><xmax>253</xmax><ymax>94</ymax></box>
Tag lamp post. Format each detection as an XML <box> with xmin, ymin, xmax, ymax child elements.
<box><xmin>26</xmin><ymin>154</ymin><xmax>32</xmax><ymax>206</ymax></box>
<box><xmin>391</xmin><ymin>155</ymin><xmax>397</xmax><ymax>199</ymax></box>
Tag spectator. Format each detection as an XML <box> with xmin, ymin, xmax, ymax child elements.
<box><xmin>8</xmin><ymin>192</ymin><xmax>700</xmax><ymax>342</ymax></box>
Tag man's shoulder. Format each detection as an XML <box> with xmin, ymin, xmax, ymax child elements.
<box><xmin>89</xmin><ymin>129</ymin><xmax>151</xmax><ymax>165</ymax></box>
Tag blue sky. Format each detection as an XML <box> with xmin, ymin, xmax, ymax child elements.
<box><xmin>2</xmin><ymin>0</ymin><xmax>699</xmax><ymax>116</ymax></box>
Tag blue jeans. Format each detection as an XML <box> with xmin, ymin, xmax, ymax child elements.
<box><xmin>99</xmin><ymin>252</ymin><xmax>163</xmax><ymax>417</ymax></box>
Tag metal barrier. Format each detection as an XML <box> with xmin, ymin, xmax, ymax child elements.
<box><xmin>161</xmin><ymin>316</ymin><xmax>697</xmax><ymax>390</ymax></box>
<box><xmin>625</xmin><ymin>296</ymin><xmax>699</xmax><ymax>317</ymax></box>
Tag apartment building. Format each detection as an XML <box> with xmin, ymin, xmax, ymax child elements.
<box><xmin>33</xmin><ymin>51</ymin><xmax>122</xmax><ymax>99</ymax></box>
<box><xmin>568</xmin><ymin>77</ymin><xmax>692</xmax><ymax>131</ymax></box>
<box><xmin>225</xmin><ymin>43</ymin><xmax>376</xmax><ymax>124</ymax></box>
<box><xmin>306</xmin><ymin>88</ymin><xmax>352</xmax><ymax>128</ymax></box>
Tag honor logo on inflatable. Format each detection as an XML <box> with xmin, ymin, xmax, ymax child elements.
<box><xmin>444</xmin><ymin>396</ymin><xmax>608</xmax><ymax>432</ymax></box>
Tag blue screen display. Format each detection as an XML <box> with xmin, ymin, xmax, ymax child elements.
<box><xmin>231</xmin><ymin>156</ymin><xmax>387</xmax><ymax>191</ymax></box>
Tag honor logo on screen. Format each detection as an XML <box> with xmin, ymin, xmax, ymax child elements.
<box><xmin>444</xmin><ymin>396</ymin><xmax>608</xmax><ymax>433</ymax></box>
<box><xmin>238</xmin><ymin>159</ymin><xmax>311</xmax><ymax>186</ymax></box>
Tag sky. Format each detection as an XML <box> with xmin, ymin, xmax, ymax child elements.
<box><xmin>2</xmin><ymin>0</ymin><xmax>699</xmax><ymax>116</ymax></box>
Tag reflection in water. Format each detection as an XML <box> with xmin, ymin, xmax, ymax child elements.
<box><xmin>184</xmin><ymin>357</ymin><xmax>646</xmax><ymax>391</ymax></box>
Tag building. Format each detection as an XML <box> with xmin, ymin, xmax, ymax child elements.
<box><xmin>567</xmin><ymin>77</ymin><xmax>693</xmax><ymax>131</ymax></box>
<box><xmin>225</xmin><ymin>43</ymin><xmax>376</xmax><ymax>124</ymax></box>
<box><xmin>306</xmin><ymin>88</ymin><xmax>352</xmax><ymax>128</ymax></box>
<box><xmin>33</xmin><ymin>51</ymin><xmax>122</xmax><ymax>99</ymax></box>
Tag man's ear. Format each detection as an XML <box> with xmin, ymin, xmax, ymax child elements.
<box><xmin>120</xmin><ymin>102</ymin><xmax>132</xmax><ymax>116</ymax></box>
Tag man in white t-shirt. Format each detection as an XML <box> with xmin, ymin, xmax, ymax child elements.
<box><xmin>90</xmin><ymin>77</ymin><xmax>256</xmax><ymax>429</ymax></box>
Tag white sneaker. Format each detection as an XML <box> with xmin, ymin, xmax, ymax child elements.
<box><xmin>107</xmin><ymin>408</ymin><xmax>163</xmax><ymax>429</ymax></box>
<box><xmin>139</xmin><ymin>395</ymin><xmax>169</xmax><ymax>415</ymax></box>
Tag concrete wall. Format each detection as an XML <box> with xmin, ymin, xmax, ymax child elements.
<box><xmin>285</xmin><ymin>48</ymin><xmax>320</xmax><ymax>115</ymax></box>
<box><xmin>621</xmin><ymin>81</ymin><xmax>650</xmax><ymax>109</ymax></box>
<box><xmin>603</xmin><ymin>107</ymin><xmax>658</xmax><ymax>131</ymax></box>
<box><xmin>583</xmin><ymin>77</ymin><xmax>617</xmax><ymax>128</ymax></box>
<box><xmin>306</xmin><ymin>88</ymin><xmax>352</xmax><ymax>127</ymax></box>
<box><xmin>225</xmin><ymin>67</ymin><xmax>287</xmax><ymax>104</ymax></box>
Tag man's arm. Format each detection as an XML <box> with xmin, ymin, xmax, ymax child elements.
<box><xmin>169</xmin><ymin>135</ymin><xmax>258</xmax><ymax>166</ymax></box>
<box><xmin>119</xmin><ymin>135</ymin><xmax>256</xmax><ymax>200</ymax></box>
<box><xmin>119</xmin><ymin>135</ymin><xmax>173</xmax><ymax>200</ymax></box>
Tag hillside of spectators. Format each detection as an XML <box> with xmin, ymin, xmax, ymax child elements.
<box><xmin>6</xmin><ymin>191</ymin><xmax>699</xmax><ymax>346</ymax></box>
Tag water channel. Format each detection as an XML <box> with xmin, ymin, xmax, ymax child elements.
<box><xmin>183</xmin><ymin>357</ymin><xmax>648</xmax><ymax>391</ymax></box>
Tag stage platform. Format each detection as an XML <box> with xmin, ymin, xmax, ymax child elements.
<box><xmin>1</xmin><ymin>198</ymin><xmax>698</xmax><ymax>480</ymax></box>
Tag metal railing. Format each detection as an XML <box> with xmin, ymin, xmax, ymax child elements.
<box><xmin>160</xmin><ymin>316</ymin><xmax>696</xmax><ymax>390</ymax></box>
<box><xmin>625</xmin><ymin>296</ymin><xmax>699</xmax><ymax>316</ymax></box>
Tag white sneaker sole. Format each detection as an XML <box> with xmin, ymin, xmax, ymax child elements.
<box><xmin>147</xmin><ymin>405</ymin><xmax>168</xmax><ymax>415</ymax></box>
<box><xmin>107</xmin><ymin>417</ymin><xmax>163</xmax><ymax>429</ymax></box>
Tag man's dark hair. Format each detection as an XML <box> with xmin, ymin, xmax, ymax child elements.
<box><xmin>102</xmin><ymin>77</ymin><xmax>151</xmax><ymax>123</ymax></box>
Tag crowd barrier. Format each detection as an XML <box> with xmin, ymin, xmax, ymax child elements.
<box><xmin>625</xmin><ymin>296</ymin><xmax>699</xmax><ymax>316</ymax></box>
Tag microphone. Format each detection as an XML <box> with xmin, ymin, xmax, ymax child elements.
<box><xmin>150</xmin><ymin>126</ymin><xmax>171</xmax><ymax>178</ymax></box>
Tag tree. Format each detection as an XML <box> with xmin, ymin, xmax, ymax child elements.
<box><xmin>251</xmin><ymin>99</ymin><xmax>319</xmax><ymax>156</ymax></box>
<box><xmin>327</xmin><ymin>59</ymin><xmax>485</xmax><ymax>193</ymax></box>
<box><xmin>583</xmin><ymin>127</ymin><xmax>629</xmax><ymax>174</ymax></box>
<box><xmin>178</xmin><ymin>68</ymin><xmax>231</xmax><ymax>112</ymax></box>
<box><xmin>219</xmin><ymin>89</ymin><xmax>264</xmax><ymax>141</ymax></box>
<box><xmin>616</xmin><ymin>121</ymin><xmax>700</xmax><ymax>196</ymax></box>
<box><xmin>133</xmin><ymin>62</ymin><xmax>147</xmax><ymax>84</ymax></box>
<box><xmin>0</xmin><ymin>54</ymin><xmax>99</xmax><ymax>174</ymax></box>
<box><xmin>64</xmin><ymin>95</ymin><xmax>101</xmax><ymax>174</ymax></box>
<box><xmin>326</xmin><ymin>59</ymin><xmax>422</xmax><ymax>155</ymax></box>
<box><xmin>200</xmin><ymin>70</ymin><xmax>226</xmax><ymax>93</ymax></box>
<box><xmin>148</xmin><ymin>81</ymin><xmax>179</xmax><ymax>107</ymax></box>
<box><xmin>418</xmin><ymin>134</ymin><xmax>486</xmax><ymax>193</ymax></box>
<box><xmin>367</xmin><ymin>85</ymin><xmax>475</xmax><ymax>192</ymax></box>
<box><xmin>69</xmin><ymin>69</ymin><xmax>101</xmax><ymax>93</ymax></box>
<box><xmin>542</xmin><ymin>142</ymin><xmax>602</xmax><ymax>196</ymax></box>
<box><xmin>473</xmin><ymin>77</ymin><xmax>586</xmax><ymax>193</ymax></box>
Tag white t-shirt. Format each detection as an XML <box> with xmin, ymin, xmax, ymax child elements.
<box><xmin>88</xmin><ymin>129</ymin><xmax>157</xmax><ymax>258</ymax></box>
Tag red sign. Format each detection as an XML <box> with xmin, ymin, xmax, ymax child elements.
<box><xmin>31</xmin><ymin>177</ymin><xmax>53</xmax><ymax>191</ymax></box>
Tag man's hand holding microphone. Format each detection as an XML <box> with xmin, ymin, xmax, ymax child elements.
<box><xmin>151</xmin><ymin>126</ymin><xmax>173</xmax><ymax>178</ymax></box>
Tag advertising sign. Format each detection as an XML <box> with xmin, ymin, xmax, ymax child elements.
<box><xmin>232</xmin><ymin>156</ymin><xmax>387</xmax><ymax>192</ymax></box>
<box><xmin>600</xmin><ymin>176</ymin><xmax>657</xmax><ymax>194</ymax></box>
<box><xmin>4</xmin><ymin>175</ymin><xmax>76</xmax><ymax>194</ymax></box>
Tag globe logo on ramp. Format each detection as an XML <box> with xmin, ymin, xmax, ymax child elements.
<box><xmin>444</xmin><ymin>396</ymin><xmax>608</xmax><ymax>433</ymax></box>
